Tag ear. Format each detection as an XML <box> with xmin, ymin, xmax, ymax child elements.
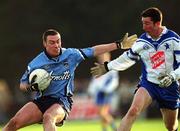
<box><xmin>155</xmin><ymin>21</ymin><xmax>161</xmax><ymax>26</ymax></box>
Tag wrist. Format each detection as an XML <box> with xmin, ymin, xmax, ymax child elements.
<box><xmin>104</xmin><ymin>61</ymin><xmax>109</xmax><ymax>71</ymax></box>
<box><xmin>115</xmin><ymin>40</ymin><xmax>121</xmax><ymax>49</ymax></box>
<box><xmin>169</xmin><ymin>71</ymin><xmax>176</xmax><ymax>81</ymax></box>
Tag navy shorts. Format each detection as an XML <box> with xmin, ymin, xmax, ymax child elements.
<box><xmin>139</xmin><ymin>80</ymin><xmax>180</xmax><ymax>110</ymax></box>
<box><xmin>33</xmin><ymin>96</ymin><xmax>68</xmax><ymax>126</ymax></box>
<box><xmin>33</xmin><ymin>96</ymin><xmax>67</xmax><ymax>114</ymax></box>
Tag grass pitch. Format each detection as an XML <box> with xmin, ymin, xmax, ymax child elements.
<box><xmin>1</xmin><ymin>119</ymin><xmax>168</xmax><ymax>131</ymax></box>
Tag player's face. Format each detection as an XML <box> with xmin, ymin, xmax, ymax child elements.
<box><xmin>44</xmin><ymin>34</ymin><xmax>61</xmax><ymax>57</ymax></box>
<box><xmin>142</xmin><ymin>17</ymin><xmax>159</xmax><ymax>37</ymax></box>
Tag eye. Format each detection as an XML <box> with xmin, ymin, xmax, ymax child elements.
<box><xmin>48</xmin><ymin>41</ymin><xmax>55</xmax><ymax>45</ymax></box>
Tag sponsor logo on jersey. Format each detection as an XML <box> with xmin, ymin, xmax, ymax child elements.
<box><xmin>51</xmin><ymin>70</ymin><xmax>71</xmax><ymax>80</ymax></box>
<box><xmin>63</xmin><ymin>62</ymin><xmax>69</xmax><ymax>68</ymax></box>
<box><xmin>150</xmin><ymin>51</ymin><xmax>165</xmax><ymax>69</ymax></box>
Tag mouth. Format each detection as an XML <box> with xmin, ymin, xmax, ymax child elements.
<box><xmin>54</xmin><ymin>48</ymin><xmax>60</xmax><ymax>52</ymax></box>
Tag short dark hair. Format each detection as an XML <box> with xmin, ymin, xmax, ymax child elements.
<box><xmin>141</xmin><ymin>7</ymin><xmax>163</xmax><ymax>23</ymax></box>
<box><xmin>42</xmin><ymin>29</ymin><xmax>60</xmax><ymax>42</ymax></box>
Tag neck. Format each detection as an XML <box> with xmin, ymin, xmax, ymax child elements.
<box><xmin>151</xmin><ymin>27</ymin><xmax>163</xmax><ymax>39</ymax></box>
<box><xmin>44</xmin><ymin>48</ymin><xmax>62</xmax><ymax>59</ymax></box>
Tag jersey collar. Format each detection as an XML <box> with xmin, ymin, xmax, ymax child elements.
<box><xmin>44</xmin><ymin>48</ymin><xmax>62</xmax><ymax>61</ymax></box>
<box><xmin>146</xmin><ymin>26</ymin><xmax>168</xmax><ymax>41</ymax></box>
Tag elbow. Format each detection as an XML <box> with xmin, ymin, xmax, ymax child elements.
<box><xmin>19</xmin><ymin>83</ymin><xmax>28</xmax><ymax>91</ymax></box>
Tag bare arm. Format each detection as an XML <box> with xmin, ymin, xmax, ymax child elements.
<box><xmin>20</xmin><ymin>82</ymin><xmax>40</xmax><ymax>92</ymax></box>
<box><xmin>93</xmin><ymin>42</ymin><xmax>117</xmax><ymax>56</ymax></box>
<box><xmin>92</xmin><ymin>33</ymin><xmax>137</xmax><ymax>56</ymax></box>
<box><xmin>20</xmin><ymin>83</ymin><xmax>29</xmax><ymax>91</ymax></box>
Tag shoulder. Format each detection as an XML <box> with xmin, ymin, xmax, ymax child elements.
<box><xmin>136</xmin><ymin>33</ymin><xmax>152</xmax><ymax>44</ymax></box>
<box><xmin>130</xmin><ymin>33</ymin><xmax>148</xmax><ymax>53</ymax></box>
<box><xmin>133</xmin><ymin>33</ymin><xmax>152</xmax><ymax>46</ymax></box>
<box><xmin>165</xmin><ymin>29</ymin><xmax>179</xmax><ymax>39</ymax></box>
<box><xmin>28</xmin><ymin>51</ymin><xmax>47</xmax><ymax>67</ymax></box>
<box><xmin>139</xmin><ymin>33</ymin><xmax>147</xmax><ymax>39</ymax></box>
<box><xmin>63</xmin><ymin>47</ymin><xmax>94</xmax><ymax>59</ymax></box>
<box><xmin>160</xmin><ymin>28</ymin><xmax>180</xmax><ymax>44</ymax></box>
<box><xmin>30</xmin><ymin>52</ymin><xmax>45</xmax><ymax>62</ymax></box>
<box><xmin>62</xmin><ymin>48</ymin><xmax>79</xmax><ymax>54</ymax></box>
<box><xmin>61</xmin><ymin>48</ymin><xmax>83</xmax><ymax>58</ymax></box>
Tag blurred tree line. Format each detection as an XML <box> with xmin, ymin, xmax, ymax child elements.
<box><xmin>0</xmin><ymin>0</ymin><xmax>179</xmax><ymax>91</ymax></box>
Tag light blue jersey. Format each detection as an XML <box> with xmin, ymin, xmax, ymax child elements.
<box><xmin>20</xmin><ymin>47</ymin><xmax>94</xmax><ymax>112</ymax></box>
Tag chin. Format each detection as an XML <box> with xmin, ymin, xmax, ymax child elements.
<box><xmin>54</xmin><ymin>53</ymin><xmax>60</xmax><ymax>57</ymax></box>
<box><xmin>49</xmin><ymin>52</ymin><xmax>59</xmax><ymax>57</ymax></box>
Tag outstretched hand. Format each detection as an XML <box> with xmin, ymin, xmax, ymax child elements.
<box><xmin>120</xmin><ymin>33</ymin><xmax>138</xmax><ymax>49</ymax></box>
<box><xmin>90</xmin><ymin>62</ymin><xmax>107</xmax><ymax>77</ymax></box>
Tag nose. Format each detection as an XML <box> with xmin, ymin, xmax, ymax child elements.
<box><xmin>54</xmin><ymin>42</ymin><xmax>60</xmax><ymax>48</ymax></box>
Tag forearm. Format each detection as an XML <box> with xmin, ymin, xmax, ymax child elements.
<box><xmin>20</xmin><ymin>82</ymin><xmax>39</xmax><ymax>92</ymax></box>
<box><xmin>92</xmin><ymin>33</ymin><xmax>138</xmax><ymax>56</ymax></box>
<box><xmin>93</xmin><ymin>42</ymin><xmax>118</xmax><ymax>56</ymax></box>
<box><xmin>20</xmin><ymin>83</ymin><xmax>29</xmax><ymax>91</ymax></box>
<box><xmin>107</xmin><ymin>52</ymin><xmax>136</xmax><ymax>71</ymax></box>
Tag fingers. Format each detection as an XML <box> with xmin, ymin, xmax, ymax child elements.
<box><xmin>125</xmin><ymin>32</ymin><xmax>128</xmax><ymax>37</ymax></box>
<box><xmin>159</xmin><ymin>76</ymin><xmax>172</xmax><ymax>87</ymax></box>
<box><xmin>90</xmin><ymin>63</ymin><xmax>102</xmax><ymax>77</ymax></box>
<box><xmin>90</xmin><ymin>67</ymin><xmax>99</xmax><ymax>76</ymax></box>
<box><xmin>163</xmin><ymin>78</ymin><xmax>171</xmax><ymax>86</ymax></box>
<box><xmin>94</xmin><ymin>62</ymin><xmax>100</xmax><ymax>66</ymax></box>
<box><xmin>128</xmin><ymin>34</ymin><xmax>137</xmax><ymax>39</ymax></box>
<box><xmin>128</xmin><ymin>34</ymin><xmax>138</xmax><ymax>42</ymax></box>
<box><xmin>90</xmin><ymin>63</ymin><xmax>100</xmax><ymax>72</ymax></box>
<box><xmin>120</xmin><ymin>33</ymin><xmax>138</xmax><ymax>49</ymax></box>
<box><xmin>158</xmin><ymin>76</ymin><xmax>164</xmax><ymax>80</ymax></box>
<box><xmin>122</xmin><ymin>33</ymin><xmax>128</xmax><ymax>41</ymax></box>
<box><xmin>90</xmin><ymin>64</ymin><xmax>100</xmax><ymax>72</ymax></box>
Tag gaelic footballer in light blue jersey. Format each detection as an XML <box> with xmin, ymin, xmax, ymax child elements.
<box><xmin>21</xmin><ymin>47</ymin><xmax>94</xmax><ymax>112</ymax></box>
<box><xmin>2</xmin><ymin>29</ymin><xmax>137</xmax><ymax>131</ymax></box>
